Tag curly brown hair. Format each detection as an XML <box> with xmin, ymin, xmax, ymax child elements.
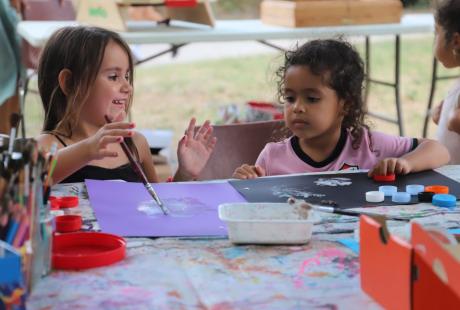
<box><xmin>276</xmin><ymin>38</ymin><xmax>369</xmax><ymax>149</ymax></box>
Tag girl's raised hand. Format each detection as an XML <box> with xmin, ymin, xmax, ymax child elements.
<box><xmin>368</xmin><ymin>157</ymin><xmax>412</xmax><ymax>177</ymax></box>
<box><xmin>175</xmin><ymin>118</ymin><xmax>217</xmax><ymax>181</ymax></box>
<box><xmin>85</xmin><ymin>121</ymin><xmax>135</xmax><ymax>160</ymax></box>
<box><xmin>232</xmin><ymin>164</ymin><xmax>266</xmax><ymax>179</ymax></box>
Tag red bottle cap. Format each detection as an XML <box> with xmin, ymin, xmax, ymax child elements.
<box><xmin>55</xmin><ymin>215</ymin><xmax>82</xmax><ymax>233</ymax></box>
<box><xmin>373</xmin><ymin>173</ymin><xmax>396</xmax><ymax>182</ymax></box>
<box><xmin>48</xmin><ymin>196</ymin><xmax>79</xmax><ymax>209</ymax></box>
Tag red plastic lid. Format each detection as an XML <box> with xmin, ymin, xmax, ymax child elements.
<box><xmin>425</xmin><ymin>185</ymin><xmax>449</xmax><ymax>194</ymax></box>
<box><xmin>52</xmin><ymin>232</ymin><xmax>126</xmax><ymax>270</ymax></box>
<box><xmin>49</xmin><ymin>196</ymin><xmax>79</xmax><ymax>209</ymax></box>
<box><xmin>373</xmin><ymin>174</ymin><xmax>396</xmax><ymax>182</ymax></box>
<box><xmin>55</xmin><ymin>215</ymin><xmax>82</xmax><ymax>233</ymax></box>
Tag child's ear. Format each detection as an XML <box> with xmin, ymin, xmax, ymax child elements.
<box><xmin>58</xmin><ymin>69</ymin><xmax>72</xmax><ymax>96</ymax></box>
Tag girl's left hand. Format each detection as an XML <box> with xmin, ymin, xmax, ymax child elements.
<box><xmin>368</xmin><ymin>157</ymin><xmax>412</xmax><ymax>177</ymax></box>
<box><xmin>175</xmin><ymin>118</ymin><xmax>217</xmax><ymax>181</ymax></box>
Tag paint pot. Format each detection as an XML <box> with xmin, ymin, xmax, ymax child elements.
<box><xmin>218</xmin><ymin>202</ymin><xmax>315</xmax><ymax>244</ymax></box>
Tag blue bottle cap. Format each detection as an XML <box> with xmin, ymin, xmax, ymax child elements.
<box><xmin>379</xmin><ymin>185</ymin><xmax>398</xmax><ymax>196</ymax></box>
<box><xmin>392</xmin><ymin>192</ymin><xmax>411</xmax><ymax>203</ymax></box>
<box><xmin>406</xmin><ymin>184</ymin><xmax>425</xmax><ymax>195</ymax></box>
<box><xmin>432</xmin><ymin>194</ymin><xmax>457</xmax><ymax>209</ymax></box>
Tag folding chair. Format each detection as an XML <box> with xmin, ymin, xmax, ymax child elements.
<box><xmin>197</xmin><ymin>120</ymin><xmax>288</xmax><ymax>180</ymax></box>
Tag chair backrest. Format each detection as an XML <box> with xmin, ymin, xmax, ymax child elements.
<box><xmin>20</xmin><ymin>0</ymin><xmax>75</xmax><ymax>69</ymax></box>
<box><xmin>198</xmin><ymin>120</ymin><xmax>288</xmax><ymax>180</ymax></box>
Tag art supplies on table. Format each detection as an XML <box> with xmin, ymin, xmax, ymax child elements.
<box><xmin>85</xmin><ymin>179</ymin><xmax>246</xmax><ymax>237</ymax></box>
<box><xmin>0</xmin><ymin>132</ymin><xmax>55</xmax><ymax>308</ymax></box>
<box><xmin>104</xmin><ymin>115</ymin><xmax>168</xmax><ymax>215</ymax></box>
<box><xmin>229</xmin><ymin>170</ymin><xmax>460</xmax><ymax>209</ymax></box>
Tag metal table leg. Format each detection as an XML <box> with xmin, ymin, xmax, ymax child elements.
<box><xmin>365</xmin><ymin>35</ymin><xmax>404</xmax><ymax>136</ymax></box>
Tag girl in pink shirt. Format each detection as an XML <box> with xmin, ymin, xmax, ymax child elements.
<box><xmin>233</xmin><ymin>39</ymin><xmax>450</xmax><ymax>179</ymax></box>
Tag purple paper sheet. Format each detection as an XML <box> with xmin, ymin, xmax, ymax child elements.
<box><xmin>85</xmin><ymin>180</ymin><xmax>246</xmax><ymax>237</ymax></box>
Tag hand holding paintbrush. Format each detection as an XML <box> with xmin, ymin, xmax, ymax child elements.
<box><xmin>104</xmin><ymin>115</ymin><xmax>168</xmax><ymax>215</ymax></box>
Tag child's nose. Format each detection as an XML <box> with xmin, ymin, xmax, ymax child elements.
<box><xmin>121</xmin><ymin>80</ymin><xmax>133</xmax><ymax>93</ymax></box>
<box><xmin>293</xmin><ymin>99</ymin><xmax>305</xmax><ymax>112</ymax></box>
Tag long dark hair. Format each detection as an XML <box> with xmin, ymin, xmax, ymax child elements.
<box><xmin>276</xmin><ymin>38</ymin><xmax>368</xmax><ymax>149</ymax></box>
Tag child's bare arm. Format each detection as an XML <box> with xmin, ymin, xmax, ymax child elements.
<box><xmin>36</xmin><ymin>122</ymin><xmax>134</xmax><ymax>184</ymax></box>
<box><xmin>368</xmin><ymin>138</ymin><xmax>450</xmax><ymax>176</ymax></box>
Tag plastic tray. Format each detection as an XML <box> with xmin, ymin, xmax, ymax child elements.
<box><xmin>52</xmin><ymin>232</ymin><xmax>126</xmax><ymax>270</ymax></box>
<box><xmin>218</xmin><ymin>202</ymin><xmax>314</xmax><ymax>244</ymax></box>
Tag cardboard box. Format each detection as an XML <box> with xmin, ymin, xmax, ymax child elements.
<box><xmin>360</xmin><ymin>216</ymin><xmax>460</xmax><ymax>309</ymax></box>
<box><xmin>260</xmin><ymin>0</ymin><xmax>403</xmax><ymax>28</ymax></box>
<box><xmin>76</xmin><ymin>0</ymin><xmax>214</xmax><ymax>31</ymax></box>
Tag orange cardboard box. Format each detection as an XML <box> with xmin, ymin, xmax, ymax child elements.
<box><xmin>360</xmin><ymin>216</ymin><xmax>460</xmax><ymax>309</ymax></box>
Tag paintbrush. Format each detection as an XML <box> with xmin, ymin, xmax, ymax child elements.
<box><xmin>287</xmin><ymin>197</ymin><xmax>410</xmax><ymax>222</ymax></box>
<box><xmin>104</xmin><ymin>116</ymin><xmax>168</xmax><ymax>215</ymax></box>
<box><xmin>3</xmin><ymin>113</ymin><xmax>20</xmax><ymax>169</ymax></box>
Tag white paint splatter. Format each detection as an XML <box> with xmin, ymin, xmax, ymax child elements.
<box><xmin>137</xmin><ymin>197</ymin><xmax>214</xmax><ymax>218</ymax></box>
<box><xmin>271</xmin><ymin>185</ymin><xmax>325</xmax><ymax>199</ymax></box>
<box><xmin>314</xmin><ymin>177</ymin><xmax>352</xmax><ymax>187</ymax></box>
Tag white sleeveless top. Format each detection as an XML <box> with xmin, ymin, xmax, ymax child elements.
<box><xmin>436</xmin><ymin>78</ymin><xmax>460</xmax><ymax>164</ymax></box>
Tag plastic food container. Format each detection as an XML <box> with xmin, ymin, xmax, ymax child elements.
<box><xmin>218</xmin><ymin>202</ymin><xmax>314</xmax><ymax>245</ymax></box>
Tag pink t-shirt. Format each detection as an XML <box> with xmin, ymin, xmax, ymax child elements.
<box><xmin>255</xmin><ymin>128</ymin><xmax>416</xmax><ymax>176</ymax></box>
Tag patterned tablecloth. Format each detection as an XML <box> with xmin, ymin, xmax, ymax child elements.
<box><xmin>27</xmin><ymin>166</ymin><xmax>460</xmax><ymax>310</ymax></box>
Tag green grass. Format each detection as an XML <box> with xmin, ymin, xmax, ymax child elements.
<box><xmin>24</xmin><ymin>34</ymin><xmax>459</xmax><ymax>148</ymax></box>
